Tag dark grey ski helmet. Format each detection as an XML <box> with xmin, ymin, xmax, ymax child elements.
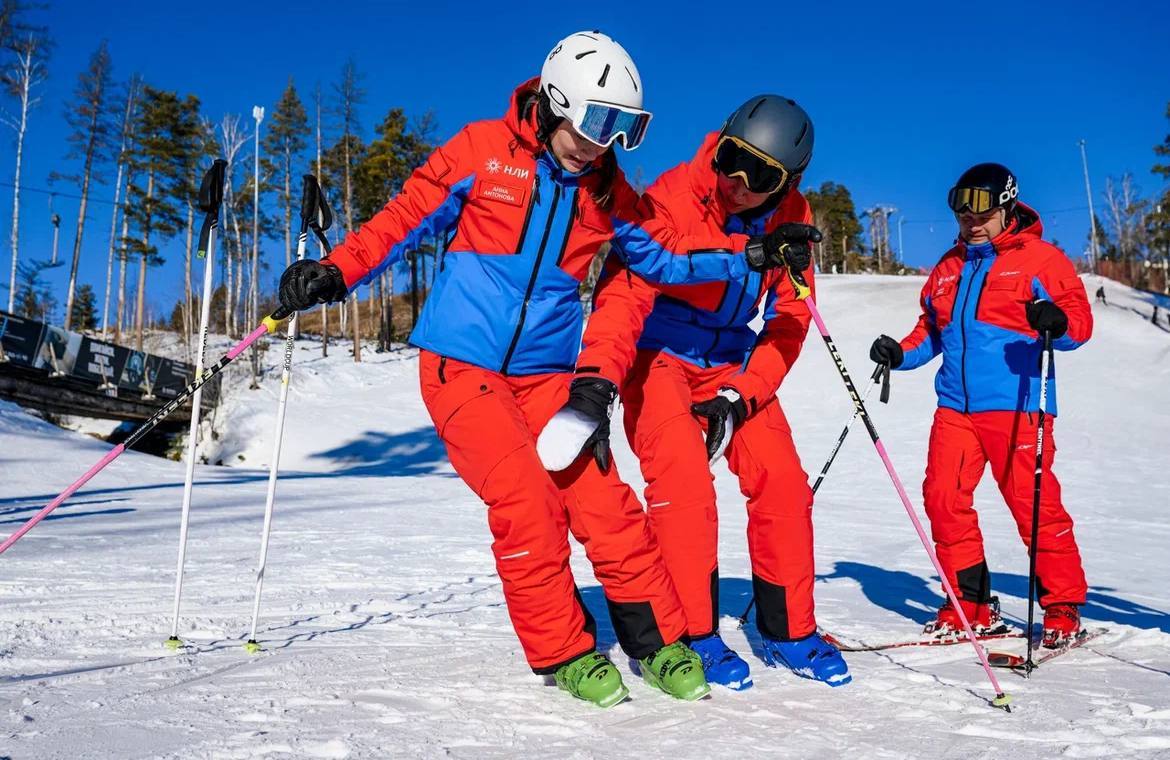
<box><xmin>719</xmin><ymin>95</ymin><xmax>815</xmax><ymax>177</ymax></box>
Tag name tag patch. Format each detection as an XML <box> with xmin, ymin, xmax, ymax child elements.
<box><xmin>477</xmin><ymin>179</ymin><xmax>526</xmax><ymax>207</ymax></box>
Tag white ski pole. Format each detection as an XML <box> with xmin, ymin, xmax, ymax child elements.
<box><xmin>167</xmin><ymin>160</ymin><xmax>227</xmax><ymax>649</ymax></box>
<box><xmin>244</xmin><ymin>175</ymin><xmax>333</xmax><ymax>652</ymax></box>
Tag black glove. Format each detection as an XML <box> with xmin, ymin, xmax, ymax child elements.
<box><xmin>1025</xmin><ymin>299</ymin><xmax>1068</xmax><ymax>339</ymax></box>
<box><xmin>278</xmin><ymin>260</ymin><xmax>348</xmax><ymax>313</ymax></box>
<box><xmin>691</xmin><ymin>389</ymin><xmax>748</xmax><ymax>462</ymax></box>
<box><xmin>746</xmin><ymin>223</ymin><xmax>823</xmax><ymax>273</ymax></box>
<box><xmin>869</xmin><ymin>335</ymin><xmax>904</xmax><ymax>369</ymax></box>
<box><xmin>565</xmin><ymin>376</ymin><xmax>617</xmax><ymax>473</ymax></box>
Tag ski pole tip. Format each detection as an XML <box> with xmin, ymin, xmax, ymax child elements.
<box><xmin>164</xmin><ymin>636</ymin><xmax>184</xmax><ymax>651</ymax></box>
<box><xmin>244</xmin><ymin>639</ymin><xmax>262</xmax><ymax>654</ymax></box>
<box><xmin>992</xmin><ymin>692</ymin><xmax>1013</xmax><ymax>712</ymax></box>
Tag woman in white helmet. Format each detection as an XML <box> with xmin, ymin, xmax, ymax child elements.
<box><xmin>277</xmin><ymin>31</ymin><xmax>756</xmax><ymax>707</ymax></box>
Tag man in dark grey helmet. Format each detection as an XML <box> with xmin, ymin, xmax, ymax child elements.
<box><xmin>552</xmin><ymin>95</ymin><xmax>851</xmax><ymax>690</ymax></box>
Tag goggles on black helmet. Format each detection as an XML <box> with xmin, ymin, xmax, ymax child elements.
<box><xmin>947</xmin><ymin>182</ymin><xmax>1018</xmax><ymax>214</ymax></box>
<box><xmin>714</xmin><ymin>134</ymin><xmax>790</xmax><ymax>194</ymax></box>
<box><xmin>571</xmin><ymin>100</ymin><xmax>652</xmax><ymax>151</ymax></box>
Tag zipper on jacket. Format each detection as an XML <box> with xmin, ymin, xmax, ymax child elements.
<box><xmin>500</xmin><ymin>179</ymin><xmax>561</xmax><ymax>374</ymax></box>
<box><xmin>513</xmin><ymin>174</ymin><xmax>540</xmax><ymax>256</ymax></box>
<box><xmin>956</xmin><ymin>259</ymin><xmax>987</xmax><ymax>413</ymax></box>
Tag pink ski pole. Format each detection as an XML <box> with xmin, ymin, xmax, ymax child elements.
<box><xmin>788</xmin><ymin>271</ymin><xmax>1012</xmax><ymax>712</ymax></box>
<box><xmin>0</xmin><ymin>310</ymin><xmax>289</xmax><ymax>556</ymax></box>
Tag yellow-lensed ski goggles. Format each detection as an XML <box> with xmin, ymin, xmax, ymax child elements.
<box><xmin>948</xmin><ymin>186</ymin><xmax>1002</xmax><ymax>214</ymax></box>
<box><xmin>714</xmin><ymin>134</ymin><xmax>790</xmax><ymax>194</ymax></box>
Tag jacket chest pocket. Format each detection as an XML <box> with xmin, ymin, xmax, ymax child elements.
<box><xmin>978</xmin><ymin>276</ymin><xmax>1031</xmax><ymax>329</ymax></box>
<box><xmin>448</xmin><ymin>178</ymin><xmax>532</xmax><ymax>255</ymax></box>
<box><xmin>929</xmin><ymin>282</ymin><xmax>958</xmax><ymax>328</ymax></box>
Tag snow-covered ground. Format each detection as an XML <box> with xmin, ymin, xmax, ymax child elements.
<box><xmin>2</xmin><ymin>274</ymin><xmax>1169</xmax><ymax>759</ymax></box>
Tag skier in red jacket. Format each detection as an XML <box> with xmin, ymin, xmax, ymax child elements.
<box><xmin>541</xmin><ymin>95</ymin><xmax>850</xmax><ymax>689</ymax></box>
<box><xmin>869</xmin><ymin>163</ymin><xmax>1092</xmax><ymax>648</ymax></box>
<box><xmin>274</xmin><ymin>32</ymin><xmax>791</xmax><ymax>708</ymax></box>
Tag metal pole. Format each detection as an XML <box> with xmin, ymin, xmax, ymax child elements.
<box><xmin>50</xmin><ymin>212</ymin><xmax>60</xmax><ymax>266</ymax></box>
<box><xmin>245</xmin><ymin>228</ymin><xmax>306</xmax><ymax>653</ymax></box>
<box><xmin>898</xmin><ymin>216</ymin><xmax>905</xmax><ymax>263</ymax></box>
<box><xmin>167</xmin><ymin>160</ymin><xmax>228</xmax><ymax>648</ymax></box>
<box><xmin>1079</xmin><ymin>140</ymin><xmax>1100</xmax><ymax>272</ymax></box>
<box><xmin>250</xmin><ymin>106</ymin><xmax>265</xmax><ymax>388</ymax></box>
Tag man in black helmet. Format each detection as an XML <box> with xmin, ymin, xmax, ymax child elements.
<box><xmin>543</xmin><ymin>95</ymin><xmax>850</xmax><ymax>690</ymax></box>
<box><xmin>868</xmin><ymin>163</ymin><xmax>1093</xmax><ymax>648</ymax></box>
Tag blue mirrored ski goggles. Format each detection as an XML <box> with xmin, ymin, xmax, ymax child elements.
<box><xmin>572</xmin><ymin>101</ymin><xmax>652</xmax><ymax>151</ymax></box>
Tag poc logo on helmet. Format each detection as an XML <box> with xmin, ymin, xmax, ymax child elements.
<box><xmin>999</xmin><ymin>175</ymin><xmax>1019</xmax><ymax>206</ymax></box>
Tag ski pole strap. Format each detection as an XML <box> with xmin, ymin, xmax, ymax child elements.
<box><xmin>879</xmin><ymin>363</ymin><xmax>891</xmax><ymax>404</ymax></box>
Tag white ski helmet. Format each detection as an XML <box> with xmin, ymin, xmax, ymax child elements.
<box><xmin>539</xmin><ymin>31</ymin><xmax>651</xmax><ymax>151</ymax></box>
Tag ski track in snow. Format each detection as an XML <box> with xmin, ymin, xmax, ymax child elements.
<box><xmin>2</xmin><ymin>275</ymin><xmax>1169</xmax><ymax>759</ymax></box>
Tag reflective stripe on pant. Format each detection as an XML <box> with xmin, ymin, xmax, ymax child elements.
<box><xmin>418</xmin><ymin>350</ymin><xmax>687</xmax><ymax>673</ymax></box>
<box><xmin>922</xmin><ymin>407</ymin><xmax>1087</xmax><ymax>607</ymax></box>
<box><xmin>622</xmin><ymin>350</ymin><xmax>817</xmax><ymax>641</ymax></box>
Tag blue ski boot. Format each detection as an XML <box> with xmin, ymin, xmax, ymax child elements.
<box><xmin>761</xmin><ymin>632</ymin><xmax>851</xmax><ymax>687</ymax></box>
<box><xmin>691</xmin><ymin>634</ymin><xmax>753</xmax><ymax>691</ymax></box>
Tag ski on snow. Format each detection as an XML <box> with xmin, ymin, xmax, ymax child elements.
<box><xmin>987</xmin><ymin>627</ymin><xmax>1108</xmax><ymax>671</ymax></box>
<box><xmin>821</xmin><ymin>629</ymin><xmax>1025</xmax><ymax>653</ymax></box>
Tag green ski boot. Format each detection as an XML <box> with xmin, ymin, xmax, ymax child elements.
<box><xmin>554</xmin><ymin>651</ymin><xmax>629</xmax><ymax>708</ymax></box>
<box><xmin>639</xmin><ymin>642</ymin><xmax>711</xmax><ymax>701</ymax></box>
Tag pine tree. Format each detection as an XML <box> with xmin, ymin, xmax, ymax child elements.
<box><xmin>123</xmin><ymin>86</ymin><xmax>202</xmax><ymax>350</ymax></box>
<box><xmin>261</xmin><ymin>78</ymin><xmax>309</xmax><ymax>269</ymax></box>
<box><xmin>61</xmin><ymin>41</ymin><xmax>114</xmax><ymax>330</ymax></box>
<box><xmin>16</xmin><ymin>258</ymin><xmax>54</xmax><ymax>321</ymax></box>
<box><xmin>69</xmin><ymin>283</ymin><xmax>97</xmax><ymax>330</ymax></box>
<box><xmin>805</xmin><ymin>182</ymin><xmax>864</xmax><ymax>274</ymax></box>
<box><xmin>1151</xmin><ymin>101</ymin><xmax>1170</xmax><ymax>291</ymax></box>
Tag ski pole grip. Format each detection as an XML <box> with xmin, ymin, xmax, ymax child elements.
<box><xmin>266</xmin><ymin>307</ymin><xmax>292</xmax><ymax>330</ymax></box>
<box><xmin>198</xmin><ymin>159</ymin><xmax>228</xmax><ymax>214</ymax></box>
<box><xmin>787</xmin><ymin>267</ymin><xmax>811</xmax><ymax>301</ymax></box>
<box><xmin>299</xmin><ymin>174</ymin><xmax>320</xmax><ymax>231</ymax></box>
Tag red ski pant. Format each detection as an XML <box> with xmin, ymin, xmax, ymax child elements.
<box><xmin>923</xmin><ymin>407</ymin><xmax>1087</xmax><ymax>607</ymax></box>
<box><xmin>418</xmin><ymin>350</ymin><xmax>687</xmax><ymax>673</ymax></box>
<box><xmin>622</xmin><ymin>350</ymin><xmax>816</xmax><ymax>641</ymax></box>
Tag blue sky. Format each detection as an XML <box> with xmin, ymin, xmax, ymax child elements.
<box><xmin>10</xmin><ymin>0</ymin><xmax>1170</xmax><ymax>320</ymax></box>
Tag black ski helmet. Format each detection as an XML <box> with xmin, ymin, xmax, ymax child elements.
<box><xmin>948</xmin><ymin>163</ymin><xmax>1019</xmax><ymax>216</ymax></box>
<box><xmin>719</xmin><ymin>95</ymin><xmax>815</xmax><ymax>179</ymax></box>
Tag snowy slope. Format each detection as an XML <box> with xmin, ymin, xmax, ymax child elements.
<box><xmin>2</xmin><ymin>275</ymin><xmax>1169</xmax><ymax>759</ymax></box>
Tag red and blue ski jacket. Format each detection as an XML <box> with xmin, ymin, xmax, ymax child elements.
<box><xmin>896</xmin><ymin>204</ymin><xmax>1092</xmax><ymax>416</ymax></box>
<box><xmin>577</xmin><ymin>133</ymin><xmax>813</xmax><ymax>412</ymax></box>
<box><xmin>323</xmin><ymin>80</ymin><xmax>752</xmax><ymax>376</ymax></box>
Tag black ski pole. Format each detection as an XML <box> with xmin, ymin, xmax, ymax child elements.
<box><xmin>1024</xmin><ymin>330</ymin><xmax>1054</xmax><ymax>675</ymax></box>
<box><xmin>779</xmin><ymin>268</ymin><xmax>1012</xmax><ymax>710</ymax></box>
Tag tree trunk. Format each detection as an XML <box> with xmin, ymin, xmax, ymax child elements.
<box><xmin>350</xmin><ymin>292</ymin><xmax>361</xmax><ymax>362</ymax></box>
<box><xmin>322</xmin><ymin>302</ymin><xmax>329</xmax><ymax>357</ymax></box>
<box><xmin>283</xmin><ymin>147</ymin><xmax>292</xmax><ymax>268</ymax></box>
<box><xmin>115</xmin><ymin>202</ymin><xmax>131</xmax><ymax>340</ymax></box>
<box><xmin>101</xmin><ymin>164</ymin><xmax>125</xmax><ymax>338</ymax></box>
<box><xmin>7</xmin><ymin>83</ymin><xmax>28</xmax><ymax>313</ymax></box>
<box><xmin>134</xmin><ymin>170</ymin><xmax>155</xmax><ymax>350</ymax></box>
<box><xmin>183</xmin><ymin>200</ymin><xmax>195</xmax><ymax>348</ymax></box>
<box><xmin>64</xmin><ymin>145</ymin><xmax>97</xmax><ymax>331</ymax></box>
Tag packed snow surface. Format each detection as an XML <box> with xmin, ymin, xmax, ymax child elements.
<box><xmin>2</xmin><ymin>275</ymin><xmax>1169</xmax><ymax>759</ymax></box>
